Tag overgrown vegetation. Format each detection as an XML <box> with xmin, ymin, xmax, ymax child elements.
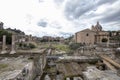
<box><xmin>29</xmin><ymin>43</ymin><xmax>36</xmax><ymax>48</ymax></box>
<box><xmin>0</xmin><ymin>30</ymin><xmax>12</xmax><ymax>44</ymax></box>
<box><xmin>52</xmin><ymin>42</ymin><xmax>84</xmax><ymax>54</ymax></box>
<box><xmin>52</xmin><ymin>44</ymin><xmax>70</xmax><ymax>52</ymax></box>
<box><xmin>18</xmin><ymin>42</ymin><xmax>36</xmax><ymax>49</ymax></box>
<box><xmin>69</xmin><ymin>43</ymin><xmax>83</xmax><ymax>50</ymax></box>
<box><xmin>64</xmin><ymin>35</ymin><xmax>74</xmax><ymax>45</ymax></box>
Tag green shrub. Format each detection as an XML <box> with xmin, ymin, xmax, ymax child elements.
<box><xmin>19</xmin><ymin>43</ymin><xmax>22</xmax><ymax>47</ymax></box>
<box><xmin>69</xmin><ymin>43</ymin><xmax>83</xmax><ymax>50</ymax></box>
<box><xmin>18</xmin><ymin>43</ymin><xmax>36</xmax><ymax>49</ymax></box>
<box><xmin>29</xmin><ymin>43</ymin><xmax>36</xmax><ymax>48</ymax></box>
<box><xmin>23</xmin><ymin>44</ymin><xmax>27</xmax><ymax>47</ymax></box>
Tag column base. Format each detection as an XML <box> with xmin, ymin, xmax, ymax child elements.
<box><xmin>10</xmin><ymin>50</ymin><xmax>16</xmax><ymax>54</ymax></box>
<box><xmin>1</xmin><ymin>50</ymin><xmax>7</xmax><ymax>54</ymax></box>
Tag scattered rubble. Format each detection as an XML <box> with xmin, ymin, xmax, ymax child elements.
<box><xmin>0</xmin><ymin>56</ymin><xmax>34</xmax><ymax>80</ymax></box>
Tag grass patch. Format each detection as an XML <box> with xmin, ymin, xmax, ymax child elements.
<box><xmin>0</xmin><ymin>64</ymin><xmax>8</xmax><ymax>70</ymax></box>
<box><xmin>39</xmin><ymin>43</ymin><xmax>50</xmax><ymax>48</ymax></box>
<box><xmin>52</xmin><ymin>44</ymin><xmax>70</xmax><ymax>52</ymax></box>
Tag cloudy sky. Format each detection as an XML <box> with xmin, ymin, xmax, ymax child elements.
<box><xmin>0</xmin><ymin>0</ymin><xmax>120</xmax><ymax>37</ymax></box>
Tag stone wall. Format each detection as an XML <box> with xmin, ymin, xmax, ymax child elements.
<box><xmin>75</xmin><ymin>30</ymin><xmax>96</xmax><ymax>45</ymax></box>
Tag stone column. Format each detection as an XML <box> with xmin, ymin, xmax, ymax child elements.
<box><xmin>1</xmin><ymin>35</ymin><xmax>7</xmax><ymax>54</ymax></box>
<box><xmin>107</xmin><ymin>37</ymin><xmax>110</xmax><ymax>47</ymax></box>
<box><xmin>10</xmin><ymin>35</ymin><xmax>16</xmax><ymax>54</ymax></box>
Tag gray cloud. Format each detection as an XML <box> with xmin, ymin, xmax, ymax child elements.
<box><xmin>64</xmin><ymin>0</ymin><xmax>118</xmax><ymax>20</ymax></box>
<box><xmin>97</xmin><ymin>0</ymin><xmax>116</xmax><ymax>5</ymax></box>
<box><xmin>37</xmin><ymin>19</ymin><xmax>48</xmax><ymax>27</ymax></box>
<box><xmin>64</xmin><ymin>0</ymin><xmax>95</xmax><ymax>19</ymax></box>
<box><xmin>100</xmin><ymin>10</ymin><xmax>120</xmax><ymax>23</ymax></box>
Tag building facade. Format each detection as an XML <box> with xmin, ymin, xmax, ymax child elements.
<box><xmin>75</xmin><ymin>22</ymin><xmax>109</xmax><ymax>45</ymax></box>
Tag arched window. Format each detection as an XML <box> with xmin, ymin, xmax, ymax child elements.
<box><xmin>86</xmin><ymin>33</ymin><xmax>89</xmax><ymax>36</ymax></box>
<box><xmin>102</xmin><ymin>38</ymin><xmax>108</xmax><ymax>42</ymax></box>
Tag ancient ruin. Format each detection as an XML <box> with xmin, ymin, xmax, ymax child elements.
<box><xmin>1</xmin><ymin>35</ymin><xmax>7</xmax><ymax>54</ymax></box>
<box><xmin>0</xmin><ymin>0</ymin><xmax>120</xmax><ymax>79</ymax></box>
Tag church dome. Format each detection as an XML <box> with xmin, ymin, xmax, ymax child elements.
<box><xmin>95</xmin><ymin>21</ymin><xmax>102</xmax><ymax>31</ymax></box>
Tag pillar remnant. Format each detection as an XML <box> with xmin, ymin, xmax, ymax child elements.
<box><xmin>1</xmin><ymin>35</ymin><xmax>7</xmax><ymax>54</ymax></box>
<box><xmin>10</xmin><ymin>35</ymin><xmax>16</xmax><ymax>54</ymax></box>
<box><xmin>107</xmin><ymin>37</ymin><xmax>110</xmax><ymax>47</ymax></box>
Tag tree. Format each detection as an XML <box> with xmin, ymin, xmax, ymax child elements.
<box><xmin>0</xmin><ymin>30</ymin><xmax>12</xmax><ymax>44</ymax></box>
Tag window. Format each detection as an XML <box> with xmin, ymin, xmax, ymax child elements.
<box><xmin>86</xmin><ymin>33</ymin><xmax>89</xmax><ymax>36</ymax></box>
<box><xmin>101</xmin><ymin>38</ymin><xmax>108</xmax><ymax>42</ymax></box>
